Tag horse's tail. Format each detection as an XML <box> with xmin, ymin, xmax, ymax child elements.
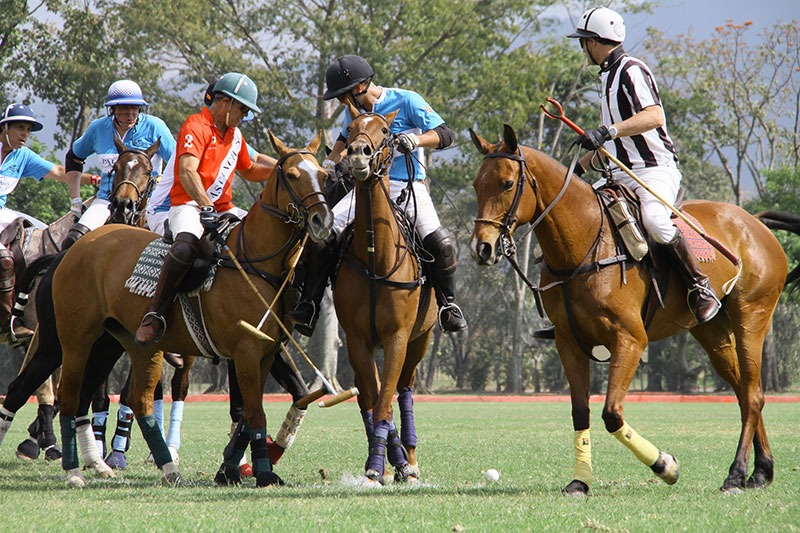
<box><xmin>17</xmin><ymin>252</ymin><xmax>63</xmax><ymax>295</ymax></box>
<box><xmin>757</xmin><ymin>210</ymin><xmax>800</xmax><ymax>291</ymax></box>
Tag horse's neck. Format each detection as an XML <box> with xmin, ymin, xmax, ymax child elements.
<box><xmin>523</xmin><ymin>148</ymin><xmax>605</xmax><ymax>270</ymax></box>
<box><xmin>236</xmin><ymin>199</ymin><xmax>297</xmax><ymax>273</ymax></box>
<box><xmin>353</xmin><ymin>178</ymin><xmax>405</xmax><ymax>268</ymax></box>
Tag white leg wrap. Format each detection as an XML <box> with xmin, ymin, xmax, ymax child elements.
<box><xmin>77</xmin><ymin>416</ymin><xmax>114</xmax><ymax>478</ymax></box>
<box><xmin>275</xmin><ymin>406</ymin><xmax>306</xmax><ymax>450</ymax></box>
<box><xmin>0</xmin><ymin>406</ymin><xmax>14</xmax><ymax>449</ymax></box>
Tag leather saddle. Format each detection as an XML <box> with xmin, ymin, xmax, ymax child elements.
<box><xmin>0</xmin><ymin>217</ymin><xmax>34</xmax><ymax>280</ymax></box>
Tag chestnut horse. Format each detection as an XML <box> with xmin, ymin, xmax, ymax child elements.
<box><xmin>52</xmin><ymin>131</ymin><xmax>332</xmax><ymax>488</ymax></box>
<box><xmin>334</xmin><ymin>107</ymin><xmax>436</xmax><ymax>483</ymax></box>
<box><xmin>469</xmin><ymin>125</ymin><xmax>786</xmax><ymax>495</ymax></box>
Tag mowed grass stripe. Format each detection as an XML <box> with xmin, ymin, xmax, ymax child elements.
<box><xmin>0</xmin><ymin>401</ymin><xmax>798</xmax><ymax>532</ymax></box>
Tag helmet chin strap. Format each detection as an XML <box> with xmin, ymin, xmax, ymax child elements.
<box><xmin>225</xmin><ymin>99</ymin><xmax>233</xmax><ymax>129</ymax></box>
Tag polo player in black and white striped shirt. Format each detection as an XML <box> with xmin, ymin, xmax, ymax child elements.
<box><xmin>569</xmin><ymin>6</ymin><xmax>721</xmax><ymax>324</ymax></box>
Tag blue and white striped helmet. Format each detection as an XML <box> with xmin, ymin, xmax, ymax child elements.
<box><xmin>105</xmin><ymin>80</ymin><xmax>149</xmax><ymax>107</ymax></box>
<box><xmin>0</xmin><ymin>103</ymin><xmax>44</xmax><ymax>131</ymax></box>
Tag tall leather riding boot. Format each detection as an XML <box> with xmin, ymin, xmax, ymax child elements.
<box><xmin>61</xmin><ymin>222</ymin><xmax>91</xmax><ymax>250</ymax></box>
<box><xmin>423</xmin><ymin>227</ymin><xmax>467</xmax><ymax>332</ymax></box>
<box><xmin>134</xmin><ymin>233</ymin><xmax>199</xmax><ymax>345</ymax></box>
<box><xmin>0</xmin><ymin>248</ymin><xmax>33</xmax><ymax>341</ymax></box>
<box><xmin>665</xmin><ymin>232</ymin><xmax>721</xmax><ymax>324</ymax></box>
<box><xmin>285</xmin><ymin>236</ymin><xmax>335</xmax><ymax>337</ymax></box>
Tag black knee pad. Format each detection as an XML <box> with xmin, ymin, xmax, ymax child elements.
<box><xmin>167</xmin><ymin>233</ymin><xmax>200</xmax><ymax>270</ymax></box>
<box><xmin>423</xmin><ymin>227</ymin><xmax>457</xmax><ymax>271</ymax></box>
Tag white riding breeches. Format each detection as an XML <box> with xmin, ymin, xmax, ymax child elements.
<box><xmin>613</xmin><ymin>166</ymin><xmax>681</xmax><ymax>245</ymax></box>
<box><xmin>78</xmin><ymin>199</ymin><xmax>112</xmax><ymax>231</ymax></box>
<box><xmin>166</xmin><ymin>204</ymin><xmax>247</xmax><ymax>239</ymax></box>
<box><xmin>332</xmin><ymin>180</ymin><xmax>441</xmax><ymax>239</ymax></box>
<box><xmin>0</xmin><ymin>208</ymin><xmax>46</xmax><ymax>232</ymax></box>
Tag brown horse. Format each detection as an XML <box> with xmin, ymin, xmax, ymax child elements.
<box><xmin>469</xmin><ymin>125</ymin><xmax>786</xmax><ymax>495</ymax></box>
<box><xmin>52</xmin><ymin>131</ymin><xmax>332</xmax><ymax>488</ymax></box>
<box><xmin>333</xmin><ymin>106</ymin><xmax>437</xmax><ymax>483</ymax></box>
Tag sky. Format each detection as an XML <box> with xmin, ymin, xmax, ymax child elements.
<box><xmin>18</xmin><ymin>0</ymin><xmax>799</xmax><ymax>168</ymax></box>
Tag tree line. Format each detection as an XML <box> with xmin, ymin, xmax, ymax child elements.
<box><xmin>1</xmin><ymin>1</ymin><xmax>798</xmax><ymax>395</ymax></box>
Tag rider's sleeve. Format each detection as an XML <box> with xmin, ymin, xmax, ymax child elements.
<box><xmin>620</xmin><ymin>62</ymin><xmax>661</xmax><ymax>114</ymax></box>
<box><xmin>237</xmin><ymin>137</ymin><xmax>253</xmax><ymax>170</ymax></box>
<box><xmin>338</xmin><ymin>108</ymin><xmax>353</xmax><ymax>145</ymax></box>
<box><xmin>20</xmin><ymin>149</ymin><xmax>55</xmax><ymax>181</ymax></box>
<box><xmin>70</xmin><ymin>119</ymin><xmax>99</xmax><ymax>160</ymax></box>
<box><xmin>405</xmin><ymin>91</ymin><xmax>444</xmax><ymax>133</ymax></box>
<box><xmin>154</xmin><ymin>118</ymin><xmax>177</xmax><ymax>163</ymax></box>
<box><xmin>175</xmin><ymin>117</ymin><xmax>209</xmax><ymax>161</ymax></box>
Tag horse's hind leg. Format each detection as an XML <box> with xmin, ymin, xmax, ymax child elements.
<box><xmin>691</xmin><ymin>311</ymin><xmax>773</xmax><ymax>492</ymax></box>
<box><xmin>267</xmin><ymin>346</ymin><xmax>310</xmax><ymax>464</ymax></box>
<box><xmin>557</xmin><ymin>340</ymin><xmax>594</xmax><ymax>495</ymax></box>
<box><xmin>165</xmin><ymin>354</ymin><xmax>194</xmax><ymax>461</ymax></box>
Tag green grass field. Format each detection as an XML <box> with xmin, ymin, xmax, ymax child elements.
<box><xmin>0</xmin><ymin>401</ymin><xmax>798</xmax><ymax>532</ymax></box>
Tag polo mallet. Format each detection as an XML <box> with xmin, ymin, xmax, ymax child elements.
<box><xmin>541</xmin><ymin>97</ymin><xmax>743</xmax><ymax>292</ymax></box>
<box><xmin>219</xmin><ymin>233</ymin><xmax>357</xmax><ymax>407</ymax></box>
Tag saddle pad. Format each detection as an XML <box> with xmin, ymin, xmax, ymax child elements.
<box><xmin>672</xmin><ymin>211</ymin><xmax>715</xmax><ymax>262</ymax></box>
<box><xmin>124</xmin><ymin>238</ymin><xmax>218</xmax><ymax>297</ymax></box>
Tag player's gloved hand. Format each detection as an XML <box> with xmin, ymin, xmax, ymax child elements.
<box><xmin>394</xmin><ymin>132</ymin><xmax>419</xmax><ymax>154</ymax></box>
<box><xmin>576</xmin><ymin>126</ymin><xmax>611</xmax><ymax>151</ymax></box>
<box><xmin>70</xmin><ymin>197</ymin><xmax>83</xmax><ymax>218</ymax></box>
<box><xmin>199</xmin><ymin>205</ymin><xmax>220</xmax><ymax>231</ymax></box>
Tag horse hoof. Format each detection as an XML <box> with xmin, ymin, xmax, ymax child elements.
<box><xmin>144</xmin><ymin>453</ymin><xmax>155</xmax><ymax>464</ymax></box>
<box><xmin>561</xmin><ymin>479</ymin><xmax>589</xmax><ymax>496</ymax></box>
<box><xmin>105</xmin><ymin>451</ymin><xmax>128</xmax><ymax>470</ymax></box>
<box><xmin>651</xmin><ymin>452</ymin><xmax>680</xmax><ymax>485</ymax></box>
<box><xmin>394</xmin><ymin>464</ymin><xmax>420</xmax><ymax>483</ymax></box>
<box><xmin>168</xmin><ymin>446</ymin><xmax>180</xmax><ymax>465</ymax></box>
<box><xmin>88</xmin><ymin>460</ymin><xmax>115</xmax><ymax>478</ymax></box>
<box><xmin>721</xmin><ymin>485</ymin><xmax>744</xmax><ymax>495</ymax></box>
<box><xmin>256</xmin><ymin>471</ymin><xmax>285</xmax><ymax>487</ymax></box>
<box><xmin>66</xmin><ymin>468</ymin><xmax>86</xmax><ymax>488</ymax></box>
<box><xmin>161</xmin><ymin>462</ymin><xmax>183</xmax><ymax>486</ymax></box>
<box><xmin>44</xmin><ymin>445</ymin><xmax>62</xmax><ymax>461</ymax></box>
<box><xmin>746</xmin><ymin>471</ymin><xmax>772</xmax><ymax>490</ymax></box>
<box><xmin>364</xmin><ymin>469</ymin><xmax>385</xmax><ymax>486</ymax></box>
<box><xmin>15</xmin><ymin>438</ymin><xmax>40</xmax><ymax>460</ymax></box>
<box><xmin>214</xmin><ymin>463</ymin><xmax>241</xmax><ymax>486</ymax></box>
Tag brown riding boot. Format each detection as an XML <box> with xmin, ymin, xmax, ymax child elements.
<box><xmin>0</xmin><ymin>248</ymin><xmax>33</xmax><ymax>341</ymax></box>
<box><xmin>665</xmin><ymin>233</ymin><xmax>721</xmax><ymax>324</ymax></box>
<box><xmin>61</xmin><ymin>222</ymin><xmax>91</xmax><ymax>250</ymax></box>
<box><xmin>134</xmin><ymin>233</ymin><xmax>200</xmax><ymax>346</ymax></box>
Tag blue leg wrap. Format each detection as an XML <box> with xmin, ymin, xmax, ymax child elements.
<box><xmin>398</xmin><ymin>387</ymin><xmax>417</xmax><ymax>448</ymax></box>
<box><xmin>165</xmin><ymin>401</ymin><xmax>184</xmax><ymax>449</ymax></box>
<box><xmin>60</xmin><ymin>415</ymin><xmax>79</xmax><ymax>470</ymax></box>
<box><xmin>153</xmin><ymin>399</ymin><xmax>164</xmax><ymax>438</ymax></box>
<box><xmin>111</xmin><ymin>404</ymin><xmax>133</xmax><ymax>452</ymax></box>
<box><xmin>137</xmin><ymin>414</ymin><xmax>171</xmax><ymax>467</ymax></box>
<box><xmin>386</xmin><ymin>418</ymin><xmax>408</xmax><ymax>467</ymax></box>
<box><xmin>366</xmin><ymin>419</ymin><xmax>390</xmax><ymax>473</ymax></box>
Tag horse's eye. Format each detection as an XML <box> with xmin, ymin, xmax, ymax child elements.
<box><xmin>503</xmin><ymin>180</ymin><xmax>515</xmax><ymax>191</ymax></box>
<box><xmin>346</xmin><ymin>125</ymin><xmax>352</xmax><ymax>132</ymax></box>
<box><xmin>381</xmin><ymin>127</ymin><xmax>389</xmax><ymax>135</ymax></box>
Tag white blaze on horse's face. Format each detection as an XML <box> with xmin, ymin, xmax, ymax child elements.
<box><xmin>347</xmin><ymin>115</ymin><xmax>383</xmax><ymax>181</ymax></box>
<box><xmin>296</xmin><ymin>158</ymin><xmax>324</xmax><ymax>195</ymax></box>
<box><xmin>126</xmin><ymin>160</ymin><xmax>138</xmax><ymax>171</ymax></box>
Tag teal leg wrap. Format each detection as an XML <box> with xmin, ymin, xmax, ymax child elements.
<box><xmin>137</xmin><ymin>414</ymin><xmax>172</xmax><ymax>467</ymax></box>
<box><xmin>60</xmin><ymin>415</ymin><xmax>79</xmax><ymax>470</ymax></box>
<box><xmin>250</xmin><ymin>427</ymin><xmax>271</xmax><ymax>475</ymax></box>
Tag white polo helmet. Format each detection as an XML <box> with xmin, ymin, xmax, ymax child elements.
<box><xmin>105</xmin><ymin>79</ymin><xmax>149</xmax><ymax>107</ymax></box>
<box><xmin>568</xmin><ymin>7</ymin><xmax>626</xmax><ymax>43</ymax></box>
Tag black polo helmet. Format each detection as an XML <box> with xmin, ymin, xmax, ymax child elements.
<box><xmin>323</xmin><ymin>55</ymin><xmax>374</xmax><ymax>101</ymax></box>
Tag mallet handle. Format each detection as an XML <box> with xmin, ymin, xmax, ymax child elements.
<box><xmin>296</xmin><ymin>387</ymin><xmax>327</xmax><ymax>408</ymax></box>
<box><xmin>318</xmin><ymin>387</ymin><xmax>359</xmax><ymax>408</ymax></box>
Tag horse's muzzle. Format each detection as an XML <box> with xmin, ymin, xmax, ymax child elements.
<box><xmin>307</xmin><ymin>208</ymin><xmax>333</xmax><ymax>243</ymax></box>
<box><xmin>470</xmin><ymin>236</ymin><xmax>500</xmax><ymax>266</ymax></box>
<box><xmin>109</xmin><ymin>198</ymin><xmax>134</xmax><ymax>225</ymax></box>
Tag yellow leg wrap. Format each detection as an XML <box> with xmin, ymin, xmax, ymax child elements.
<box><xmin>573</xmin><ymin>429</ymin><xmax>592</xmax><ymax>486</ymax></box>
<box><xmin>612</xmin><ymin>422</ymin><xmax>659</xmax><ymax>466</ymax></box>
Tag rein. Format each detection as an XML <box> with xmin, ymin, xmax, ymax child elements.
<box><xmin>110</xmin><ymin>148</ymin><xmax>157</xmax><ymax>226</ymax></box>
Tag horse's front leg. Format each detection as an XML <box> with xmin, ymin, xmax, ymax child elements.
<box><xmin>165</xmin><ymin>354</ymin><xmax>194</xmax><ymax>460</ymax></box>
<box><xmin>127</xmin><ymin>347</ymin><xmax>181</xmax><ymax>485</ymax></box>
<box><xmin>602</xmin><ymin>333</ymin><xmax>679</xmax><ymax>487</ymax></box>
<box><xmin>556</xmin><ymin>336</ymin><xmax>592</xmax><ymax>496</ymax></box>
<box><xmin>235</xmin><ymin>351</ymin><xmax>283</xmax><ymax>487</ymax></box>
<box><xmin>344</xmin><ymin>333</ymin><xmax>380</xmax><ymax>480</ymax></box>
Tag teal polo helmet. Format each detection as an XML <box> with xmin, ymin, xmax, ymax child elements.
<box><xmin>211</xmin><ymin>72</ymin><xmax>261</xmax><ymax>114</ymax></box>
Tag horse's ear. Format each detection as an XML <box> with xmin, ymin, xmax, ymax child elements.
<box><xmin>502</xmin><ymin>124</ymin><xmax>518</xmax><ymax>154</ymax></box>
<box><xmin>268</xmin><ymin>129</ymin><xmax>290</xmax><ymax>157</ymax></box>
<box><xmin>114</xmin><ymin>136</ymin><xmax>126</xmax><ymax>154</ymax></box>
<box><xmin>345</xmin><ymin>99</ymin><xmax>360</xmax><ymax>120</ymax></box>
<box><xmin>306</xmin><ymin>130</ymin><xmax>323</xmax><ymax>155</ymax></box>
<box><xmin>469</xmin><ymin>128</ymin><xmax>492</xmax><ymax>155</ymax></box>
<box><xmin>384</xmin><ymin>109</ymin><xmax>399</xmax><ymax>126</ymax></box>
<box><xmin>144</xmin><ymin>138</ymin><xmax>161</xmax><ymax>160</ymax></box>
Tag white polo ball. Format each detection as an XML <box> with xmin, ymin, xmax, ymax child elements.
<box><xmin>484</xmin><ymin>468</ymin><xmax>500</xmax><ymax>482</ymax></box>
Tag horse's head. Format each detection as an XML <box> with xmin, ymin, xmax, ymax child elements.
<box><xmin>468</xmin><ymin>124</ymin><xmax>536</xmax><ymax>266</ymax></box>
<box><xmin>266</xmin><ymin>130</ymin><xmax>333</xmax><ymax>243</ymax></box>
<box><xmin>109</xmin><ymin>136</ymin><xmax>160</xmax><ymax>225</ymax></box>
<box><xmin>344</xmin><ymin>103</ymin><xmax>399</xmax><ymax>182</ymax></box>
